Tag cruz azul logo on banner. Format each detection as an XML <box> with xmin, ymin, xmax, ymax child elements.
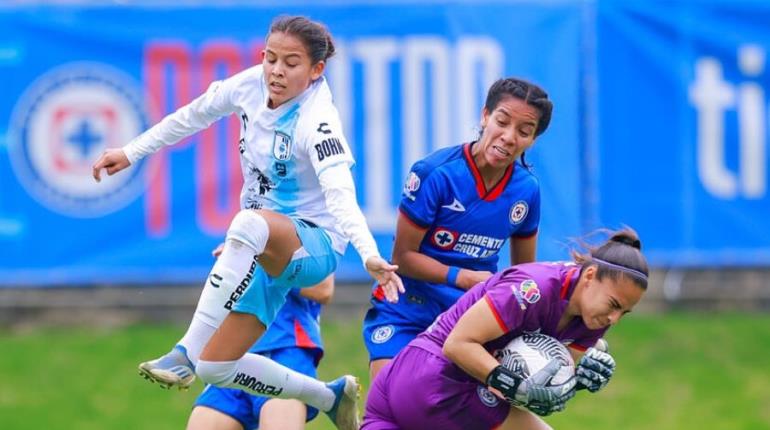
<box><xmin>8</xmin><ymin>63</ymin><xmax>150</xmax><ymax>217</ymax></box>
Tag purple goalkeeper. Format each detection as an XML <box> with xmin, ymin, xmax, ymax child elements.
<box><xmin>363</xmin><ymin>228</ymin><xmax>649</xmax><ymax>430</ymax></box>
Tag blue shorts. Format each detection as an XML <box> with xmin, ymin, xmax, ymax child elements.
<box><xmin>362</xmin><ymin>290</ymin><xmax>450</xmax><ymax>362</ymax></box>
<box><xmin>233</xmin><ymin>218</ymin><xmax>339</xmax><ymax>326</ymax></box>
<box><xmin>194</xmin><ymin>347</ymin><xmax>320</xmax><ymax>429</ymax></box>
<box><xmin>362</xmin><ymin>307</ymin><xmax>426</xmax><ymax>362</ymax></box>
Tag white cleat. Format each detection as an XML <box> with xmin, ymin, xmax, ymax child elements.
<box><xmin>324</xmin><ymin>375</ymin><xmax>361</xmax><ymax>430</ymax></box>
<box><xmin>137</xmin><ymin>345</ymin><xmax>195</xmax><ymax>390</ymax></box>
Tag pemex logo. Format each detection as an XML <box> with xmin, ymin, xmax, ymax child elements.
<box><xmin>7</xmin><ymin>62</ymin><xmax>150</xmax><ymax>217</ymax></box>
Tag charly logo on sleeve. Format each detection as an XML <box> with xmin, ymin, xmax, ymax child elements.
<box><xmin>7</xmin><ymin>62</ymin><xmax>150</xmax><ymax>217</ymax></box>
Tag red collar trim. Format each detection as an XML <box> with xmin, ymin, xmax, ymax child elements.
<box><xmin>462</xmin><ymin>142</ymin><xmax>514</xmax><ymax>201</ymax></box>
<box><xmin>560</xmin><ymin>267</ymin><xmax>578</xmax><ymax>300</ymax></box>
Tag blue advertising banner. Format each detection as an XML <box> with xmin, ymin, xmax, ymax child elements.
<box><xmin>596</xmin><ymin>0</ymin><xmax>770</xmax><ymax>266</ymax></box>
<box><xmin>0</xmin><ymin>2</ymin><xmax>584</xmax><ymax>285</ymax></box>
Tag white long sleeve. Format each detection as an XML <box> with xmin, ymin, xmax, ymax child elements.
<box><xmin>123</xmin><ymin>80</ymin><xmax>236</xmax><ymax>164</ymax></box>
<box><xmin>317</xmin><ymin>163</ymin><xmax>380</xmax><ymax>266</ymax></box>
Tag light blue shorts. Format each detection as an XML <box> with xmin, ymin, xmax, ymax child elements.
<box><xmin>233</xmin><ymin>218</ymin><xmax>340</xmax><ymax>326</ymax></box>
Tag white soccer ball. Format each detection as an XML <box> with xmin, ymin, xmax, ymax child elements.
<box><xmin>494</xmin><ymin>333</ymin><xmax>575</xmax><ymax>385</ymax></box>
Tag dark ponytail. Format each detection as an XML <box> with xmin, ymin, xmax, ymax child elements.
<box><xmin>572</xmin><ymin>228</ymin><xmax>649</xmax><ymax>290</ymax></box>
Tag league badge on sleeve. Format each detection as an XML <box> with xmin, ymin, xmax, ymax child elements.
<box><xmin>403</xmin><ymin>171</ymin><xmax>421</xmax><ymax>200</ymax></box>
<box><xmin>519</xmin><ymin>279</ymin><xmax>541</xmax><ymax>304</ymax></box>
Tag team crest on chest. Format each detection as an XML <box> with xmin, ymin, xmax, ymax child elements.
<box><xmin>431</xmin><ymin>228</ymin><xmax>457</xmax><ymax>249</ymax></box>
<box><xmin>272</xmin><ymin>131</ymin><xmax>293</xmax><ymax>161</ymax></box>
<box><xmin>510</xmin><ymin>200</ymin><xmax>528</xmax><ymax>224</ymax></box>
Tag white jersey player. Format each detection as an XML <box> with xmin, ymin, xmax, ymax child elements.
<box><xmin>92</xmin><ymin>16</ymin><xmax>403</xmax><ymax>430</ymax></box>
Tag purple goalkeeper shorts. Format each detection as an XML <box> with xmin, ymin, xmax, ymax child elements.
<box><xmin>362</xmin><ymin>345</ymin><xmax>510</xmax><ymax>430</ymax></box>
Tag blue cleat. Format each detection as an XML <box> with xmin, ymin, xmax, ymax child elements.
<box><xmin>324</xmin><ymin>375</ymin><xmax>361</xmax><ymax>430</ymax></box>
<box><xmin>138</xmin><ymin>345</ymin><xmax>195</xmax><ymax>390</ymax></box>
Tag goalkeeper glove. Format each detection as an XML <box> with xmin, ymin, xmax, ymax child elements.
<box><xmin>576</xmin><ymin>347</ymin><xmax>616</xmax><ymax>393</ymax></box>
<box><xmin>486</xmin><ymin>358</ymin><xmax>577</xmax><ymax>416</ymax></box>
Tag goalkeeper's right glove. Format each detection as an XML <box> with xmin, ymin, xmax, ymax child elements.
<box><xmin>576</xmin><ymin>347</ymin><xmax>615</xmax><ymax>393</ymax></box>
<box><xmin>486</xmin><ymin>359</ymin><xmax>577</xmax><ymax>416</ymax></box>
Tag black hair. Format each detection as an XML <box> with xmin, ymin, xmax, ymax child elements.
<box><xmin>571</xmin><ymin>227</ymin><xmax>649</xmax><ymax>290</ymax></box>
<box><xmin>268</xmin><ymin>15</ymin><xmax>336</xmax><ymax>65</ymax></box>
<box><xmin>479</xmin><ymin>77</ymin><xmax>553</xmax><ymax>168</ymax></box>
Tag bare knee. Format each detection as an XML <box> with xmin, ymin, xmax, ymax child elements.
<box><xmin>369</xmin><ymin>358</ymin><xmax>391</xmax><ymax>382</ymax></box>
<box><xmin>498</xmin><ymin>406</ymin><xmax>553</xmax><ymax>430</ymax></box>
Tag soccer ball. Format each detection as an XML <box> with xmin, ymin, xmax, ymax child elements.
<box><xmin>494</xmin><ymin>333</ymin><xmax>575</xmax><ymax>385</ymax></box>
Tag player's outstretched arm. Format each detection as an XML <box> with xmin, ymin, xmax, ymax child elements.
<box><xmin>317</xmin><ymin>164</ymin><xmax>404</xmax><ymax>302</ymax></box>
<box><xmin>92</xmin><ymin>148</ymin><xmax>130</xmax><ymax>182</ymax></box>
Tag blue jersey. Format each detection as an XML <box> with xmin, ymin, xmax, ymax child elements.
<box><xmin>392</xmin><ymin>142</ymin><xmax>540</xmax><ymax>304</ymax></box>
<box><xmin>250</xmin><ymin>288</ymin><xmax>323</xmax><ymax>357</ymax></box>
<box><xmin>363</xmin><ymin>143</ymin><xmax>541</xmax><ymax>360</ymax></box>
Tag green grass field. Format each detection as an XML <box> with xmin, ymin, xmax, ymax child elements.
<box><xmin>1</xmin><ymin>312</ymin><xmax>768</xmax><ymax>430</ymax></box>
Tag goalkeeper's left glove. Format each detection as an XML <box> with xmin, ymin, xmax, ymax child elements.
<box><xmin>576</xmin><ymin>347</ymin><xmax>616</xmax><ymax>393</ymax></box>
<box><xmin>487</xmin><ymin>359</ymin><xmax>576</xmax><ymax>416</ymax></box>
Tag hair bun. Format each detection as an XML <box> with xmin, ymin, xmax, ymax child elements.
<box><xmin>611</xmin><ymin>233</ymin><xmax>641</xmax><ymax>250</ymax></box>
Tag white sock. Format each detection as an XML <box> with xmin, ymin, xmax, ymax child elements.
<box><xmin>176</xmin><ymin>210</ymin><xmax>270</xmax><ymax>364</ymax></box>
<box><xmin>176</xmin><ymin>319</ymin><xmax>216</xmax><ymax>366</ymax></box>
<box><xmin>196</xmin><ymin>353</ymin><xmax>335</xmax><ymax>412</ymax></box>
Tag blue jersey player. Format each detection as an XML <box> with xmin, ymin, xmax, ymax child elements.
<box><xmin>362</xmin><ymin>77</ymin><xmax>554</xmax><ymax>380</ymax></box>
<box><xmin>188</xmin><ymin>277</ymin><xmax>332</xmax><ymax>430</ymax></box>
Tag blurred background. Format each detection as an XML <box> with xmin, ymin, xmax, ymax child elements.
<box><xmin>1</xmin><ymin>1</ymin><xmax>769</xmax><ymax>429</ymax></box>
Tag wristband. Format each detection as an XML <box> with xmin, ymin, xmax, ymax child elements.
<box><xmin>485</xmin><ymin>365</ymin><xmax>522</xmax><ymax>401</ymax></box>
<box><xmin>446</xmin><ymin>266</ymin><xmax>460</xmax><ymax>286</ymax></box>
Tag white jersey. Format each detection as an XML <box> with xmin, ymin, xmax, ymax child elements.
<box><xmin>123</xmin><ymin>65</ymin><xmax>376</xmax><ymax>260</ymax></box>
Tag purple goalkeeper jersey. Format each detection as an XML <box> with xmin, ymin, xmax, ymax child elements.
<box><xmin>411</xmin><ymin>261</ymin><xmax>607</xmax><ymax>360</ymax></box>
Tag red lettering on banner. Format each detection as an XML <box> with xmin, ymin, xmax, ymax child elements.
<box><xmin>141</xmin><ymin>40</ymin><xmax>266</xmax><ymax>237</ymax></box>
<box><xmin>144</xmin><ymin>42</ymin><xmax>193</xmax><ymax>237</ymax></box>
<box><xmin>250</xmin><ymin>41</ymin><xmax>265</xmax><ymax>66</ymax></box>
<box><xmin>198</xmin><ymin>41</ymin><xmax>243</xmax><ymax>234</ymax></box>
